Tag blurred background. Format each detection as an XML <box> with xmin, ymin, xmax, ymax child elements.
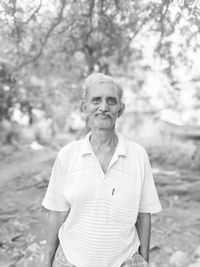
<box><xmin>0</xmin><ymin>0</ymin><xmax>200</xmax><ymax>266</ymax></box>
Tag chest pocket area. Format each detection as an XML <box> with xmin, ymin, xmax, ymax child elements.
<box><xmin>107</xmin><ymin>170</ymin><xmax>141</xmax><ymax>224</ymax></box>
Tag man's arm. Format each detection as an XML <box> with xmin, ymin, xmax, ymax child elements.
<box><xmin>135</xmin><ymin>212</ymin><xmax>151</xmax><ymax>262</ymax></box>
<box><xmin>44</xmin><ymin>210</ymin><xmax>70</xmax><ymax>267</ymax></box>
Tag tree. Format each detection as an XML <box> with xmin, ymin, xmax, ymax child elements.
<box><xmin>0</xmin><ymin>0</ymin><xmax>200</xmax><ymax>125</ymax></box>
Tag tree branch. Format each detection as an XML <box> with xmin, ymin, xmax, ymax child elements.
<box><xmin>24</xmin><ymin>0</ymin><xmax>42</xmax><ymax>24</ymax></box>
<box><xmin>157</xmin><ymin>0</ymin><xmax>170</xmax><ymax>53</ymax></box>
<box><xmin>89</xmin><ymin>0</ymin><xmax>95</xmax><ymax>18</ymax></box>
<box><xmin>17</xmin><ymin>0</ymin><xmax>66</xmax><ymax>69</ymax></box>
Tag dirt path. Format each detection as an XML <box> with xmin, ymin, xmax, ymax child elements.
<box><xmin>0</xmin><ymin>145</ymin><xmax>200</xmax><ymax>267</ymax></box>
<box><xmin>150</xmin><ymin>167</ymin><xmax>200</xmax><ymax>266</ymax></box>
<box><xmin>0</xmin><ymin>146</ymin><xmax>58</xmax><ymax>267</ymax></box>
<box><xmin>0</xmin><ymin>147</ymin><xmax>57</xmax><ymax>187</ymax></box>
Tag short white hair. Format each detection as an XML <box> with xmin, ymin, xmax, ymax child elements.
<box><xmin>82</xmin><ymin>73</ymin><xmax>123</xmax><ymax>103</ymax></box>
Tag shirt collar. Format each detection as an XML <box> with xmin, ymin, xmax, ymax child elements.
<box><xmin>80</xmin><ymin>131</ymin><xmax>127</xmax><ymax>157</ymax></box>
<box><xmin>80</xmin><ymin>132</ymin><xmax>93</xmax><ymax>155</ymax></box>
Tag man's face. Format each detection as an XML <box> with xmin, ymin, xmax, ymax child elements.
<box><xmin>83</xmin><ymin>82</ymin><xmax>124</xmax><ymax>130</ymax></box>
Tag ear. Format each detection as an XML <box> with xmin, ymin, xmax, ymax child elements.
<box><xmin>81</xmin><ymin>101</ymin><xmax>87</xmax><ymax>113</ymax></box>
<box><xmin>117</xmin><ymin>103</ymin><xmax>125</xmax><ymax>117</ymax></box>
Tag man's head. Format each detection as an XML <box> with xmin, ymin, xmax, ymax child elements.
<box><xmin>81</xmin><ymin>73</ymin><xmax>125</xmax><ymax>131</ymax></box>
<box><xmin>82</xmin><ymin>73</ymin><xmax>124</xmax><ymax>103</ymax></box>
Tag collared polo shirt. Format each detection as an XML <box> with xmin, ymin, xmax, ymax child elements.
<box><xmin>42</xmin><ymin>132</ymin><xmax>161</xmax><ymax>267</ymax></box>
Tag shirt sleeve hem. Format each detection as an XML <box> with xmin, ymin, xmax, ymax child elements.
<box><xmin>139</xmin><ymin>203</ymin><xmax>162</xmax><ymax>214</ymax></box>
<box><xmin>42</xmin><ymin>198</ymin><xmax>70</xmax><ymax>212</ymax></box>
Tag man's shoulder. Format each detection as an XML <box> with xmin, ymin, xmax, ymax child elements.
<box><xmin>124</xmin><ymin>138</ymin><xmax>147</xmax><ymax>155</ymax></box>
<box><xmin>58</xmin><ymin>138</ymin><xmax>84</xmax><ymax>158</ymax></box>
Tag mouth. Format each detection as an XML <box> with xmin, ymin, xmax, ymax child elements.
<box><xmin>96</xmin><ymin>114</ymin><xmax>110</xmax><ymax>119</ymax></box>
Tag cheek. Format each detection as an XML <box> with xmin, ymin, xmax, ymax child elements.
<box><xmin>86</xmin><ymin>104</ymin><xmax>97</xmax><ymax>113</ymax></box>
<box><xmin>112</xmin><ymin>108</ymin><xmax>120</xmax><ymax>117</ymax></box>
<box><xmin>89</xmin><ymin>107</ymin><xmax>98</xmax><ymax>114</ymax></box>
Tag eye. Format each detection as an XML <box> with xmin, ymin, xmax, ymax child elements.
<box><xmin>107</xmin><ymin>98</ymin><xmax>117</xmax><ymax>104</ymax></box>
<box><xmin>92</xmin><ymin>97</ymin><xmax>101</xmax><ymax>104</ymax></box>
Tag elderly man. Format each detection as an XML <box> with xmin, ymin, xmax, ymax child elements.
<box><xmin>42</xmin><ymin>73</ymin><xmax>161</xmax><ymax>267</ymax></box>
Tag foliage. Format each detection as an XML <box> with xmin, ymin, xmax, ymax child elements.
<box><xmin>0</xmin><ymin>0</ymin><xmax>199</xmax><ymax>130</ymax></box>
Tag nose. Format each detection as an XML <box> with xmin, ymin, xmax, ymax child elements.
<box><xmin>99</xmin><ymin>99</ymin><xmax>109</xmax><ymax>112</ymax></box>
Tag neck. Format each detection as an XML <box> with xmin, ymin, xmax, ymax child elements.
<box><xmin>90</xmin><ymin>128</ymin><xmax>118</xmax><ymax>151</ymax></box>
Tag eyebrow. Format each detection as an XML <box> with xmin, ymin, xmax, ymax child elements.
<box><xmin>91</xmin><ymin>96</ymin><xmax>118</xmax><ymax>99</ymax></box>
<box><xmin>107</xmin><ymin>96</ymin><xmax>119</xmax><ymax>102</ymax></box>
<box><xmin>91</xmin><ymin>96</ymin><xmax>101</xmax><ymax>100</ymax></box>
<box><xmin>90</xmin><ymin>96</ymin><xmax>119</xmax><ymax>102</ymax></box>
<box><xmin>107</xmin><ymin>96</ymin><xmax>118</xmax><ymax>99</ymax></box>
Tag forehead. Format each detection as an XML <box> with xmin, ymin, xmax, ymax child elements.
<box><xmin>87</xmin><ymin>82</ymin><xmax>120</xmax><ymax>99</ymax></box>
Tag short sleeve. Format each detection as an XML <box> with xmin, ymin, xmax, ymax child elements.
<box><xmin>42</xmin><ymin>152</ymin><xmax>70</xmax><ymax>211</ymax></box>
<box><xmin>139</xmin><ymin>153</ymin><xmax>162</xmax><ymax>214</ymax></box>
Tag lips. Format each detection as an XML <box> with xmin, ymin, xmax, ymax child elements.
<box><xmin>96</xmin><ymin>114</ymin><xmax>111</xmax><ymax>119</ymax></box>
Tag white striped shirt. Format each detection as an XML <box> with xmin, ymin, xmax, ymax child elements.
<box><xmin>42</xmin><ymin>132</ymin><xmax>161</xmax><ymax>267</ymax></box>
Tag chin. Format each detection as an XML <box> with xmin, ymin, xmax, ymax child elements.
<box><xmin>95</xmin><ymin>122</ymin><xmax>112</xmax><ymax>129</ymax></box>
<box><xmin>89</xmin><ymin>118</ymin><xmax>114</xmax><ymax>130</ymax></box>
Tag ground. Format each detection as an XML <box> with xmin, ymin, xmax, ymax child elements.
<box><xmin>0</xmin><ymin>136</ymin><xmax>200</xmax><ymax>267</ymax></box>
